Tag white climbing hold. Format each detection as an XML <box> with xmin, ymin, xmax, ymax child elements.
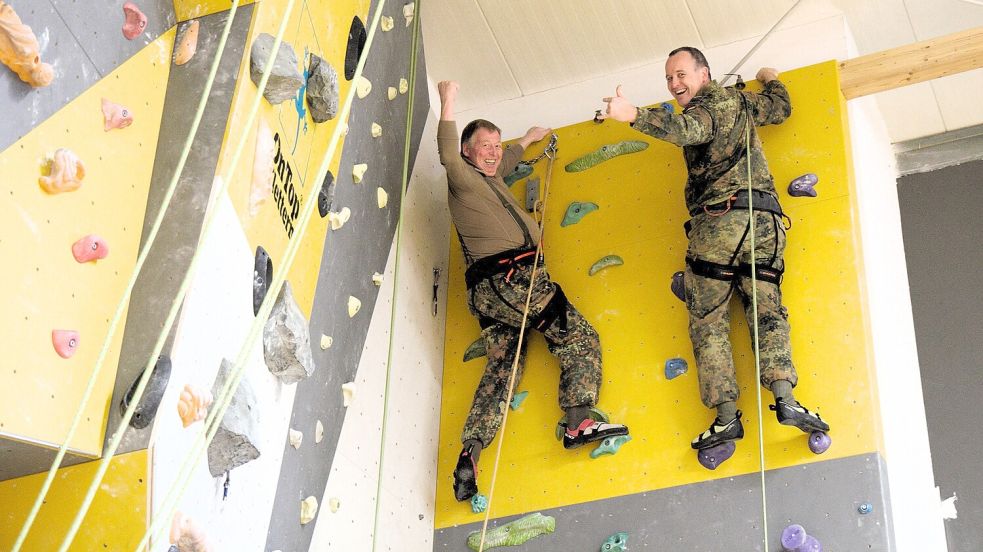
<box><xmin>377</xmin><ymin>187</ymin><xmax>388</xmax><ymax>208</ymax></box>
<box><xmin>372</xmin><ymin>272</ymin><xmax>384</xmax><ymax>286</ymax></box>
<box><xmin>300</xmin><ymin>496</ymin><xmax>319</xmax><ymax>524</ymax></box>
<box><xmin>289</xmin><ymin>428</ymin><xmax>303</xmax><ymax>449</ymax></box>
<box><xmin>387</xmin><ymin>86</ymin><xmax>397</xmax><ymax>100</ymax></box>
<box><xmin>403</xmin><ymin>2</ymin><xmax>415</xmax><ymax>27</ymax></box>
<box><xmin>342</xmin><ymin>381</ymin><xmax>356</xmax><ymax>406</ymax></box>
<box><xmin>352</xmin><ymin>163</ymin><xmax>367</xmax><ymax>183</ymax></box>
<box><xmin>941</xmin><ymin>492</ymin><xmax>958</xmax><ymax>520</ymax></box>
<box><xmin>341</xmin><ymin>123</ymin><xmax>350</xmax><ymax>136</ymax></box>
<box><xmin>315</xmin><ymin>420</ymin><xmax>324</xmax><ymax>443</ymax></box>
<box><xmin>347</xmin><ymin>296</ymin><xmax>361</xmax><ymax>317</ymax></box>
<box><xmin>398</xmin><ymin>77</ymin><xmax>408</xmax><ymax>94</ymax></box>
<box><xmin>371</xmin><ymin>122</ymin><xmax>382</xmax><ymax>138</ymax></box>
<box><xmin>328</xmin><ymin>207</ymin><xmax>351</xmax><ymax>230</ymax></box>
<box><xmin>319</xmin><ymin>334</ymin><xmax>333</xmax><ymax>350</ymax></box>
<box><xmin>355</xmin><ymin>75</ymin><xmax>372</xmax><ymax>98</ymax></box>
<box><xmin>329</xmin><ymin>497</ymin><xmax>341</xmax><ymax>513</ymax></box>
<box><xmin>381</xmin><ymin>15</ymin><xmax>394</xmax><ymax>31</ymax></box>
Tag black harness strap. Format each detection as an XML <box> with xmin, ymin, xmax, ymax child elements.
<box><xmin>465</xmin><ymin>247</ymin><xmax>538</xmax><ymax>290</ymax></box>
<box><xmin>687</xmin><ymin>256</ymin><xmax>784</xmax><ymax>285</ymax></box>
<box><xmin>531</xmin><ymin>284</ymin><xmax>569</xmax><ymax>335</ymax></box>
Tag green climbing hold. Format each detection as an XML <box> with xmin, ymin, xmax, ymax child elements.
<box><xmin>463</xmin><ymin>337</ymin><xmax>486</xmax><ymax>362</ymax></box>
<box><xmin>471</xmin><ymin>493</ymin><xmax>488</xmax><ymax>514</ymax></box>
<box><xmin>504</xmin><ymin>163</ymin><xmax>533</xmax><ymax>186</ymax></box>
<box><xmin>561</xmin><ymin>202</ymin><xmax>599</xmax><ymax>227</ymax></box>
<box><xmin>564</xmin><ymin>141</ymin><xmax>649</xmax><ymax>173</ymax></box>
<box><xmin>590</xmin><ymin>435</ymin><xmax>632</xmax><ymax>459</ymax></box>
<box><xmin>588</xmin><ymin>255</ymin><xmax>624</xmax><ymax>276</ymax></box>
<box><xmin>555</xmin><ymin>407</ymin><xmax>610</xmax><ymax>440</ymax></box>
<box><xmin>467</xmin><ymin>512</ymin><xmax>556</xmax><ymax>551</ymax></box>
<box><xmin>600</xmin><ymin>531</ymin><xmax>629</xmax><ymax>551</ymax></box>
<box><xmin>510</xmin><ymin>390</ymin><xmax>529</xmax><ymax>410</ymax></box>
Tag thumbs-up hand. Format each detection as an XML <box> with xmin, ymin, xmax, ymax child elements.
<box><xmin>599</xmin><ymin>85</ymin><xmax>638</xmax><ymax>123</ymax></box>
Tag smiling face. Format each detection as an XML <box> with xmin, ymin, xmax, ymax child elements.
<box><xmin>462</xmin><ymin>127</ymin><xmax>503</xmax><ymax>177</ymax></box>
<box><xmin>665</xmin><ymin>51</ymin><xmax>710</xmax><ymax>108</ymax></box>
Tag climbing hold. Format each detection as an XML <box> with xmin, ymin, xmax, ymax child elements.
<box><xmin>808</xmin><ymin>431</ymin><xmax>832</xmax><ymax>454</ymax></box>
<box><xmin>250</xmin><ymin>119</ymin><xmax>275</xmax><ymax>216</ymax></box>
<box><xmin>352</xmin><ymin>163</ymin><xmax>368</xmax><ymax>183</ymax></box>
<box><xmin>399</xmin><ymin>77</ymin><xmax>409</xmax><ymax>94</ymax></box>
<box><xmin>39</xmin><ymin>149</ymin><xmax>85</xmax><ymax>194</ymax></box>
<box><xmin>0</xmin><ymin>2</ymin><xmax>54</xmax><ymax>87</ymax></box>
<box><xmin>462</xmin><ymin>337</ymin><xmax>486</xmax><ymax>362</ymax></box>
<box><xmin>371</xmin><ymin>122</ymin><xmax>383</xmax><ymax>138</ymax></box>
<box><xmin>170</xmin><ymin>511</ymin><xmax>213</xmax><ymax>552</ymax></box>
<box><xmin>300</xmin><ymin>496</ymin><xmax>319</xmax><ymax>525</ymax></box>
<box><xmin>342</xmin><ymin>381</ymin><xmax>356</xmax><ymax>406</ymax></box>
<box><xmin>387</xmin><ymin>86</ymin><xmax>397</xmax><ymax>100</ymax></box>
<box><xmin>377</xmin><ymin>187</ymin><xmax>388</xmax><ymax>209</ymax></box>
<box><xmin>671</xmin><ymin>270</ymin><xmax>686</xmax><ymax>302</ymax></box>
<box><xmin>253</xmin><ymin>246</ymin><xmax>273</xmax><ymax>316</ymax></box>
<box><xmin>664</xmin><ymin>357</ymin><xmax>688</xmax><ymax>380</ymax></box>
<box><xmin>173</xmin><ymin>19</ymin><xmax>200</xmax><ymax>65</ymax></box>
<box><xmin>590</xmin><ymin>434</ymin><xmax>632</xmax><ymax>459</ymax></box>
<box><xmin>661</xmin><ymin>102</ymin><xmax>675</xmax><ymax>114</ymax></box>
<box><xmin>355</xmin><ymin>75</ymin><xmax>372</xmax><ymax>98</ymax></box>
<box><xmin>71</xmin><ymin>234</ymin><xmax>109</xmax><ymax>263</ymax></box>
<box><xmin>319</xmin><ymin>335</ymin><xmax>333</xmax><ymax>350</ymax></box>
<box><xmin>121</xmin><ymin>355</ymin><xmax>172</xmax><ymax>429</ymax></box>
<box><xmin>51</xmin><ymin>329</ymin><xmax>80</xmax><ymax>359</ymax></box>
<box><xmin>315</xmin><ymin>420</ymin><xmax>324</xmax><ymax>443</ymax></box>
<box><xmin>600</xmin><ymin>531</ymin><xmax>629</xmax><ymax>552</ymax></box>
<box><xmin>858</xmin><ymin>502</ymin><xmax>873</xmax><ymax>515</ymax></box>
<box><xmin>560</xmin><ymin>201</ymin><xmax>599</xmax><ymax>227</ymax></box>
<box><xmin>344</xmin><ymin>16</ymin><xmax>366</xmax><ymax>81</ymax></box>
<box><xmin>249</xmin><ymin>33</ymin><xmax>304</xmax><ymax>105</ymax></box>
<box><xmin>372</xmin><ymin>272</ymin><xmax>384</xmax><ymax>286</ymax></box>
<box><xmin>503</xmin><ymin>163</ymin><xmax>532</xmax><ymax>186</ymax></box>
<box><xmin>306</xmin><ymin>54</ymin><xmax>340</xmax><ymax>123</ymax></box>
<box><xmin>288</xmin><ymin>428</ymin><xmax>303</xmax><ymax>449</ymax></box>
<box><xmin>788</xmin><ymin>173</ymin><xmax>818</xmax><ymax>197</ymax></box>
<box><xmin>328</xmin><ymin>497</ymin><xmax>341</xmax><ymax>513</ymax></box>
<box><xmin>177</xmin><ymin>384</ymin><xmax>212</xmax><ymax>428</ymax></box>
<box><xmin>328</xmin><ymin>207</ymin><xmax>351</xmax><ymax>230</ymax></box>
<box><xmin>564</xmin><ymin>141</ymin><xmax>649</xmax><ymax>172</ymax></box>
<box><xmin>208</xmin><ymin>359</ymin><xmax>261</xmax><ymax>475</ymax></box>
<box><xmin>780</xmin><ymin>524</ymin><xmax>822</xmax><ymax>552</ymax></box>
<box><xmin>101</xmin><ymin>98</ymin><xmax>133</xmax><ymax>131</ymax></box>
<box><xmin>263</xmin><ymin>282</ymin><xmax>316</xmax><ymax>384</ymax></box>
<box><xmin>347</xmin><ymin>296</ymin><xmax>361</xmax><ymax>318</ymax></box>
<box><xmin>381</xmin><ymin>16</ymin><xmax>394</xmax><ymax>32</ymax></box>
<box><xmin>510</xmin><ymin>390</ymin><xmax>528</xmax><ymax>410</ymax></box>
<box><xmin>588</xmin><ymin>255</ymin><xmax>624</xmax><ymax>276</ymax></box>
<box><xmin>697</xmin><ymin>440</ymin><xmax>736</xmax><ymax>470</ymax></box>
<box><xmin>470</xmin><ymin>493</ymin><xmax>488</xmax><ymax>513</ymax></box>
<box><xmin>317</xmin><ymin>170</ymin><xmax>336</xmax><ymax>218</ymax></box>
<box><xmin>121</xmin><ymin>2</ymin><xmax>147</xmax><ymax>40</ymax></box>
<box><xmin>341</xmin><ymin>123</ymin><xmax>350</xmax><ymax>136</ymax></box>
<box><xmin>466</xmin><ymin>512</ymin><xmax>555</xmax><ymax>551</ymax></box>
<box><xmin>403</xmin><ymin>2</ymin><xmax>415</xmax><ymax>27</ymax></box>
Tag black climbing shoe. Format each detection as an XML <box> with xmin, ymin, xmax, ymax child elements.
<box><xmin>770</xmin><ymin>398</ymin><xmax>829</xmax><ymax>433</ymax></box>
<box><xmin>453</xmin><ymin>448</ymin><xmax>478</xmax><ymax>502</ymax></box>
<box><xmin>691</xmin><ymin>411</ymin><xmax>744</xmax><ymax>450</ymax></box>
<box><xmin>563</xmin><ymin>419</ymin><xmax>629</xmax><ymax>450</ymax></box>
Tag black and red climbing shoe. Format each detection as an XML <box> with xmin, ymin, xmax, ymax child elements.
<box><xmin>771</xmin><ymin>398</ymin><xmax>829</xmax><ymax>433</ymax></box>
<box><xmin>563</xmin><ymin>419</ymin><xmax>629</xmax><ymax>450</ymax></box>
<box><xmin>453</xmin><ymin>447</ymin><xmax>478</xmax><ymax>502</ymax></box>
<box><xmin>691</xmin><ymin>411</ymin><xmax>744</xmax><ymax>450</ymax></box>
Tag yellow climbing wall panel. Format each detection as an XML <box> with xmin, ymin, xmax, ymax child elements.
<box><xmin>436</xmin><ymin>60</ymin><xmax>880</xmax><ymax>527</ymax></box>
<box><xmin>0</xmin><ymin>449</ymin><xmax>149</xmax><ymax>551</ymax></box>
<box><xmin>173</xmin><ymin>0</ymin><xmax>258</xmax><ymax>22</ymax></box>
<box><xmin>0</xmin><ymin>30</ymin><xmax>175</xmax><ymax>456</ymax></box>
<box><xmin>218</xmin><ymin>0</ymin><xmax>369</xmax><ymax>316</ymax></box>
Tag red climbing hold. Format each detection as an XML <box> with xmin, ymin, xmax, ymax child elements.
<box><xmin>52</xmin><ymin>329</ymin><xmax>79</xmax><ymax>358</ymax></box>
<box><xmin>71</xmin><ymin>234</ymin><xmax>109</xmax><ymax>263</ymax></box>
<box><xmin>121</xmin><ymin>2</ymin><xmax>147</xmax><ymax>40</ymax></box>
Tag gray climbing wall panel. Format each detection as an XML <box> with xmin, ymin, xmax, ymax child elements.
<box><xmin>434</xmin><ymin>453</ymin><xmax>893</xmax><ymax>551</ymax></box>
<box><xmin>262</xmin><ymin>2</ymin><xmax>430</xmax><ymax>551</ymax></box>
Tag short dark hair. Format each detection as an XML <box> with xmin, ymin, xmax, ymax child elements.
<box><xmin>668</xmin><ymin>46</ymin><xmax>712</xmax><ymax>80</ymax></box>
<box><xmin>461</xmin><ymin>119</ymin><xmax>501</xmax><ymax>149</ymax></box>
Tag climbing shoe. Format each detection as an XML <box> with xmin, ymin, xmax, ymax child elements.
<box><xmin>563</xmin><ymin>419</ymin><xmax>629</xmax><ymax>450</ymax></box>
<box><xmin>691</xmin><ymin>411</ymin><xmax>744</xmax><ymax>450</ymax></box>
<box><xmin>770</xmin><ymin>398</ymin><xmax>829</xmax><ymax>433</ymax></box>
<box><xmin>453</xmin><ymin>448</ymin><xmax>478</xmax><ymax>502</ymax></box>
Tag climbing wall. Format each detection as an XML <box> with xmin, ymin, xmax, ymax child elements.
<box><xmin>434</xmin><ymin>61</ymin><xmax>892</xmax><ymax>550</ymax></box>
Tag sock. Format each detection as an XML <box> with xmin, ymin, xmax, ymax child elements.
<box><xmin>716</xmin><ymin>401</ymin><xmax>738</xmax><ymax>422</ymax></box>
<box><xmin>770</xmin><ymin>380</ymin><xmax>795</xmax><ymax>404</ymax></box>
<box><xmin>462</xmin><ymin>438</ymin><xmax>483</xmax><ymax>465</ymax></box>
<box><xmin>566</xmin><ymin>405</ymin><xmax>591</xmax><ymax>430</ymax></box>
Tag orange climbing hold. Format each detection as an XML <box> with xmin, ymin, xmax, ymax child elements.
<box><xmin>39</xmin><ymin>148</ymin><xmax>85</xmax><ymax>194</ymax></box>
<box><xmin>101</xmin><ymin>98</ymin><xmax>134</xmax><ymax>131</ymax></box>
<box><xmin>0</xmin><ymin>0</ymin><xmax>53</xmax><ymax>87</ymax></box>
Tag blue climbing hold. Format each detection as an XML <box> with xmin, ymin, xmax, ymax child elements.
<box><xmin>471</xmin><ymin>493</ymin><xmax>488</xmax><ymax>514</ymax></box>
<box><xmin>599</xmin><ymin>531</ymin><xmax>629</xmax><ymax>551</ymax></box>
<box><xmin>661</xmin><ymin>102</ymin><xmax>675</xmax><ymax>114</ymax></box>
<box><xmin>665</xmin><ymin>357</ymin><xmax>688</xmax><ymax>380</ymax></box>
<box><xmin>510</xmin><ymin>390</ymin><xmax>529</xmax><ymax>410</ymax></box>
<box><xmin>590</xmin><ymin>435</ymin><xmax>632</xmax><ymax>459</ymax></box>
<box><xmin>858</xmin><ymin>502</ymin><xmax>873</xmax><ymax>515</ymax></box>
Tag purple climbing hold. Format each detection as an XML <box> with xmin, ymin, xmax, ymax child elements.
<box><xmin>801</xmin><ymin>536</ymin><xmax>822</xmax><ymax>552</ymax></box>
<box><xmin>788</xmin><ymin>173</ymin><xmax>818</xmax><ymax>197</ymax></box>
<box><xmin>781</xmin><ymin>524</ymin><xmax>822</xmax><ymax>552</ymax></box>
<box><xmin>696</xmin><ymin>440</ymin><xmax>735</xmax><ymax>470</ymax></box>
<box><xmin>671</xmin><ymin>270</ymin><xmax>685</xmax><ymax>302</ymax></box>
<box><xmin>809</xmin><ymin>431</ymin><xmax>832</xmax><ymax>454</ymax></box>
<box><xmin>664</xmin><ymin>357</ymin><xmax>688</xmax><ymax>380</ymax></box>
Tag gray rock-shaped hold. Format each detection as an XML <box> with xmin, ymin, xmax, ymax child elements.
<box><xmin>207</xmin><ymin>359</ymin><xmax>261</xmax><ymax>476</ymax></box>
<box><xmin>306</xmin><ymin>54</ymin><xmax>339</xmax><ymax>123</ymax></box>
<box><xmin>263</xmin><ymin>281</ymin><xmax>315</xmax><ymax>384</ymax></box>
<box><xmin>249</xmin><ymin>33</ymin><xmax>304</xmax><ymax>105</ymax></box>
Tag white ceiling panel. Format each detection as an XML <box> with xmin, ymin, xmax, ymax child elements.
<box><xmin>685</xmin><ymin>0</ymin><xmax>841</xmax><ymax>48</ymax></box>
<box><xmin>874</xmin><ymin>83</ymin><xmax>947</xmax><ymax>142</ymax></box>
<box><xmin>903</xmin><ymin>0</ymin><xmax>983</xmax><ymax>40</ymax></box>
<box><xmin>931</xmin><ymin>68</ymin><xmax>983</xmax><ymax>132</ymax></box>
<box><xmin>420</xmin><ymin>0</ymin><xmax>521</xmax><ymax>112</ymax></box>
<box><xmin>475</xmin><ymin>0</ymin><xmax>701</xmax><ymax>95</ymax></box>
<box><xmin>829</xmin><ymin>0</ymin><xmax>917</xmax><ymax>53</ymax></box>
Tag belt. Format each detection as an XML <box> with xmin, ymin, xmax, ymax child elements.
<box><xmin>685</xmin><ymin>189</ymin><xmax>785</xmax><ymax>236</ymax></box>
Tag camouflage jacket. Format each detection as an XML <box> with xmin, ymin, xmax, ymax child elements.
<box><xmin>631</xmin><ymin>80</ymin><xmax>791</xmax><ymax>214</ymax></box>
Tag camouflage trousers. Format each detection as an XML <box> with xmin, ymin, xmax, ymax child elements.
<box><xmin>685</xmin><ymin>209</ymin><xmax>797</xmax><ymax>408</ymax></box>
<box><xmin>461</xmin><ymin>260</ymin><xmax>602</xmax><ymax>446</ymax></box>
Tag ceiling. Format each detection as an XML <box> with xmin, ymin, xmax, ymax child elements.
<box><xmin>420</xmin><ymin>0</ymin><xmax>983</xmax><ymax>143</ymax></box>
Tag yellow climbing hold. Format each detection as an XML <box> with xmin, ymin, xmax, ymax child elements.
<box><xmin>300</xmin><ymin>496</ymin><xmax>319</xmax><ymax>524</ymax></box>
<box><xmin>352</xmin><ymin>163</ymin><xmax>367</xmax><ymax>183</ymax></box>
<box><xmin>328</xmin><ymin>207</ymin><xmax>351</xmax><ymax>230</ymax></box>
<box><xmin>355</xmin><ymin>75</ymin><xmax>372</xmax><ymax>98</ymax></box>
<box><xmin>377</xmin><ymin>187</ymin><xmax>388</xmax><ymax>208</ymax></box>
<box><xmin>398</xmin><ymin>77</ymin><xmax>408</xmax><ymax>94</ymax></box>
<box><xmin>342</xmin><ymin>381</ymin><xmax>357</xmax><ymax>406</ymax></box>
<box><xmin>372</xmin><ymin>272</ymin><xmax>384</xmax><ymax>285</ymax></box>
<box><xmin>329</xmin><ymin>497</ymin><xmax>341</xmax><ymax>513</ymax></box>
<box><xmin>288</xmin><ymin>428</ymin><xmax>303</xmax><ymax>449</ymax></box>
<box><xmin>387</xmin><ymin>86</ymin><xmax>397</xmax><ymax>100</ymax></box>
<box><xmin>371</xmin><ymin>122</ymin><xmax>382</xmax><ymax>138</ymax></box>
<box><xmin>315</xmin><ymin>420</ymin><xmax>324</xmax><ymax>443</ymax></box>
<box><xmin>347</xmin><ymin>296</ymin><xmax>361</xmax><ymax>317</ymax></box>
<box><xmin>381</xmin><ymin>15</ymin><xmax>394</xmax><ymax>31</ymax></box>
<box><xmin>320</xmin><ymin>334</ymin><xmax>333</xmax><ymax>350</ymax></box>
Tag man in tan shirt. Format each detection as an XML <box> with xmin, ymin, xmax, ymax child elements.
<box><xmin>438</xmin><ymin>81</ymin><xmax>628</xmax><ymax>502</ymax></box>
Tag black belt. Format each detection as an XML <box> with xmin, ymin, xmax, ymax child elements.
<box><xmin>685</xmin><ymin>189</ymin><xmax>786</xmax><ymax>236</ymax></box>
<box><xmin>465</xmin><ymin>247</ymin><xmax>539</xmax><ymax>290</ymax></box>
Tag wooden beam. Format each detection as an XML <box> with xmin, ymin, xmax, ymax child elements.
<box><xmin>839</xmin><ymin>26</ymin><xmax>983</xmax><ymax>99</ymax></box>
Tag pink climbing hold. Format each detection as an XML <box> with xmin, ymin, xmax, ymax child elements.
<box><xmin>52</xmin><ymin>330</ymin><xmax>80</xmax><ymax>358</ymax></box>
<box><xmin>101</xmin><ymin>98</ymin><xmax>133</xmax><ymax>131</ymax></box>
<box><xmin>71</xmin><ymin>234</ymin><xmax>109</xmax><ymax>263</ymax></box>
<box><xmin>38</xmin><ymin>148</ymin><xmax>85</xmax><ymax>194</ymax></box>
<box><xmin>121</xmin><ymin>2</ymin><xmax>147</xmax><ymax>40</ymax></box>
